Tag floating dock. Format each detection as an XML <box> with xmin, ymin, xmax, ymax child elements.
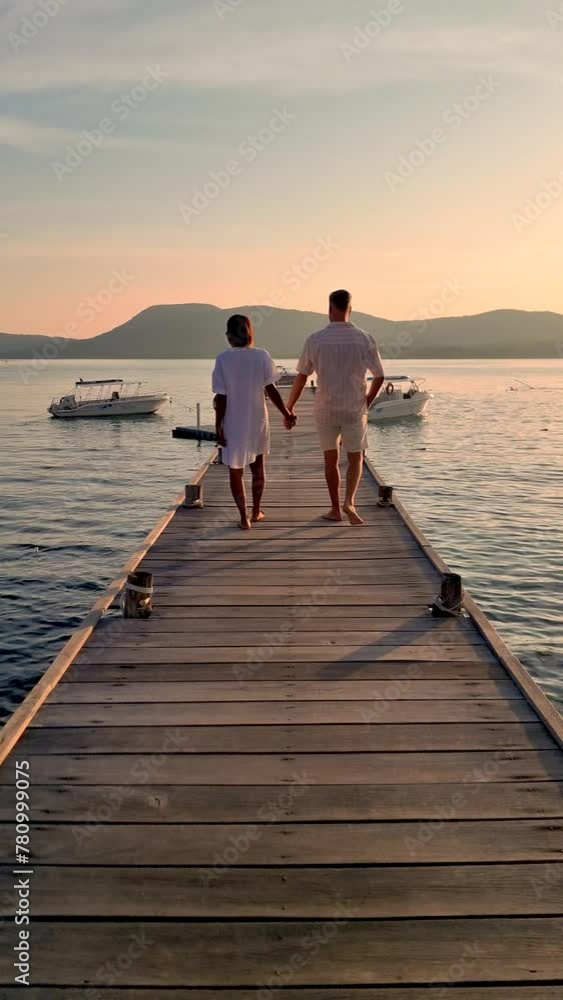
<box><xmin>1</xmin><ymin>394</ymin><xmax>563</xmax><ymax>995</ymax></box>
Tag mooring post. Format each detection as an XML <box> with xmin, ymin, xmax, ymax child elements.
<box><xmin>184</xmin><ymin>484</ymin><xmax>204</xmax><ymax>508</ymax></box>
<box><xmin>121</xmin><ymin>570</ymin><xmax>153</xmax><ymax>619</ymax></box>
<box><xmin>378</xmin><ymin>484</ymin><xmax>394</xmax><ymax>508</ymax></box>
<box><xmin>433</xmin><ymin>572</ymin><xmax>464</xmax><ymax>617</ymax></box>
<box><xmin>216</xmin><ymin>447</ymin><xmax>223</xmax><ymax>465</ymax></box>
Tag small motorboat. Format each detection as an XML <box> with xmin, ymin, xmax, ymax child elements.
<box><xmin>276</xmin><ymin>366</ymin><xmax>299</xmax><ymax>387</ymax></box>
<box><xmin>368</xmin><ymin>376</ymin><xmax>432</xmax><ymax>423</ymax></box>
<box><xmin>48</xmin><ymin>379</ymin><xmax>170</xmax><ymax>418</ymax></box>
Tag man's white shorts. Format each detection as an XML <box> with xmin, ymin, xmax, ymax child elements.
<box><xmin>316</xmin><ymin>414</ymin><xmax>368</xmax><ymax>453</ymax></box>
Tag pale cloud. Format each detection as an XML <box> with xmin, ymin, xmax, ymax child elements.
<box><xmin>3</xmin><ymin>0</ymin><xmax>563</xmax><ymax>329</ymax></box>
<box><xmin>0</xmin><ymin>9</ymin><xmax>561</xmax><ymax>97</ymax></box>
<box><xmin>0</xmin><ymin>115</ymin><xmax>75</xmax><ymax>152</ymax></box>
<box><xmin>0</xmin><ymin>115</ymin><xmax>167</xmax><ymax>153</ymax></box>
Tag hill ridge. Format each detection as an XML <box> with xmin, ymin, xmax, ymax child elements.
<box><xmin>1</xmin><ymin>303</ymin><xmax>562</xmax><ymax>359</ymax></box>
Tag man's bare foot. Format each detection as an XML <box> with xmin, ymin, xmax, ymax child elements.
<box><xmin>239</xmin><ymin>517</ymin><xmax>252</xmax><ymax>530</ymax></box>
<box><xmin>322</xmin><ymin>509</ymin><xmax>343</xmax><ymax>522</ymax></box>
<box><xmin>343</xmin><ymin>504</ymin><xmax>364</xmax><ymax>526</ymax></box>
<box><xmin>252</xmin><ymin>511</ymin><xmax>266</xmax><ymax>522</ymax></box>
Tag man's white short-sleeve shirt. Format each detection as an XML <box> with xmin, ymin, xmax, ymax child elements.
<box><xmin>297</xmin><ymin>322</ymin><xmax>384</xmax><ymax>423</ymax></box>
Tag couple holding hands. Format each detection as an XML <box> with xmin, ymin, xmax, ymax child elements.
<box><xmin>212</xmin><ymin>289</ymin><xmax>385</xmax><ymax>530</ymax></box>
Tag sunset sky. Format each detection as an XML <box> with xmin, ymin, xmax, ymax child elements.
<box><xmin>1</xmin><ymin>0</ymin><xmax>563</xmax><ymax>336</ymax></box>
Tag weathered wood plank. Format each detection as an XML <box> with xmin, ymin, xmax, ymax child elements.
<box><xmin>161</xmin><ymin>527</ymin><xmax>421</xmax><ymax>541</ymax></box>
<box><xmin>2</xmin><ymin>820</ymin><xmax>563</xmax><ymax>866</ymax></box>
<box><xmin>147</xmin><ymin>604</ymin><xmax>437</xmax><ymax>619</ymax></box>
<box><xmin>86</xmin><ymin>630</ymin><xmax>487</xmax><ymax>649</ymax></box>
<box><xmin>147</xmin><ymin>571</ymin><xmax>440</xmax><ymax>588</ymax></box>
<box><xmin>70</xmin><ymin>646</ymin><xmax>500</xmax><ymax>666</ymax></box>
<box><xmin>140</xmin><ymin>561</ymin><xmax>436</xmax><ymax>580</ymax></box>
<box><xmin>1</xmin><ymin>918</ymin><xmax>562</xmax><ymax>985</ymax></box>
<box><xmin>101</xmin><ymin>614</ymin><xmax>475</xmax><ymax>632</ymax></box>
<box><xmin>16</xmin><ymin>722</ymin><xmax>555</xmax><ymax>755</ymax></box>
<box><xmin>32</xmin><ymin>698</ymin><xmax>539</xmax><ymax>727</ymax></box>
<box><xmin>3</xmin><ymin>750</ymin><xmax>561</xmax><ymax>785</ymax></box>
<box><xmin>1</xmin><ymin>781</ymin><xmax>560</xmax><ymax>823</ymax></box>
<box><xmin>141</xmin><ymin>558</ymin><xmax>438</xmax><ymax>574</ymax></box>
<box><xmin>148</xmin><ymin>544</ymin><xmax>424</xmax><ymax>559</ymax></box>
<box><xmin>63</xmin><ymin>661</ymin><xmax>510</xmax><ymax>683</ymax></box>
<box><xmin>49</xmin><ymin>678</ymin><xmax>516</xmax><ymax>701</ymax></box>
<box><xmin>155</xmin><ymin>590</ymin><xmax>438</xmax><ymax>606</ymax></box>
<box><xmin>3</xmin><ymin>863</ymin><xmax>560</xmax><ymax>917</ymax></box>
<box><xmin>3</xmin><ymin>991</ymin><xmax>562</xmax><ymax>1000</ymax></box>
<box><xmin>162</xmin><ymin>519</ymin><xmax>417</xmax><ymax>533</ymax></box>
<box><xmin>155</xmin><ymin>584</ymin><xmax>437</xmax><ymax>596</ymax></box>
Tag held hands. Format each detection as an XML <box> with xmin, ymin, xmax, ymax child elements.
<box><xmin>284</xmin><ymin>410</ymin><xmax>297</xmax><ymax>431</ymax></box>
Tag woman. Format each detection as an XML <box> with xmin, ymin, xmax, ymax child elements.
<box><xmin>212</xmin><ymin>314</ymin><xmax>296</xmax><ymax>530</ymax></box>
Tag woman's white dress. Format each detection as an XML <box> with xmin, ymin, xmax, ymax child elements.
<box><xmin>212</xmin><ymin>347</ymin><xmax>280</xmax><ymax>469</ymax></box>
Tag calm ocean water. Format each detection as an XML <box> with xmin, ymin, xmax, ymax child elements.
<box><xmin>1</xmin><ymin>357</ymin><xmax>562</xmax><ymax>720</ymax></box>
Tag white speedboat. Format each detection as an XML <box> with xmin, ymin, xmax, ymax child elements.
<box><xmin>368</xmin><ymin>376</ymin><xmax>432</xmax><ymax>423</ymax></box>
<box><xmin>48</xmin><ymin>379</ymin><xmax>170</xmax><ymax>418</ymax></box>
<box><xmin>276</xmin><ymin>366</ymin><xmax>299</xmax><ymax>387</ymax></box>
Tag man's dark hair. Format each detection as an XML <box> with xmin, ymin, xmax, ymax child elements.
<box><xmin>329</xmin><ymin>289</ymin><xmax>352</xmax><ymax>312</ymax></box>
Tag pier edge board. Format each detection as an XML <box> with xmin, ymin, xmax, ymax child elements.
<box><xmin>0</xmin><ymin>453</ymin><xmax>217</xmax><ymax>764</ymax></box>
<box><xmin>363</xmin><ymin>456</ymin><xmax>563</xmax><ymax>749</ymax></box>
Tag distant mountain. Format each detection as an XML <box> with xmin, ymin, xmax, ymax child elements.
<box><xmin>1</xmin><ymin>304</ymin><xmax>562</xmax><ymax>360</ymax></box>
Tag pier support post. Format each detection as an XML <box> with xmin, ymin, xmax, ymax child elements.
<box><xmin>122</xmin><ymin>570</ymin><xmax>153</xmax><ymax>619</ymax></box>
<box><xmin>433</xmin><ymin>573</ymin><xmax>464</xmax><ymax>617</ymax></box>
<box><xmin>378</xmin><ymin>485</ymin><xmax>394</xmax><ymax>508</ymax></box>
<box><xmin>184</xmin><ymin>484</ymin><xmax>204</xmax><ymax>508</ymax></box>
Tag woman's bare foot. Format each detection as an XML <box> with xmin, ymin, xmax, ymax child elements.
<box><xmin>343</xmin><ymin>504</ymin><xmax>364</xmax><ymax>526</ymax></box>
<box><xmin>239</xmin><ymin>517</ymin><xmax>252</xmax><ymax>530</ymax></box>
<box><xmin>252</xmin><ymin>511</ymin><xmax>266</xmax><ymax>522</ymax></box>
<box><xmin>322</xmin><ymin>509</ymin><xmax>343</xmax><ymax>522</ymax></box>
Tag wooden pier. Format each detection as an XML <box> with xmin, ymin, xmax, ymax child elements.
<box><xmin>1</xmin><ymin>393</ymin><xmax>563</xmax><ymax>996</ymax></box>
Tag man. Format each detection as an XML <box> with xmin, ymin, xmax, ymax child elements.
<box><xmin>286</xmin><ymin>289</ymin><xmax>384</xmax><ymax>526</ymax></box>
